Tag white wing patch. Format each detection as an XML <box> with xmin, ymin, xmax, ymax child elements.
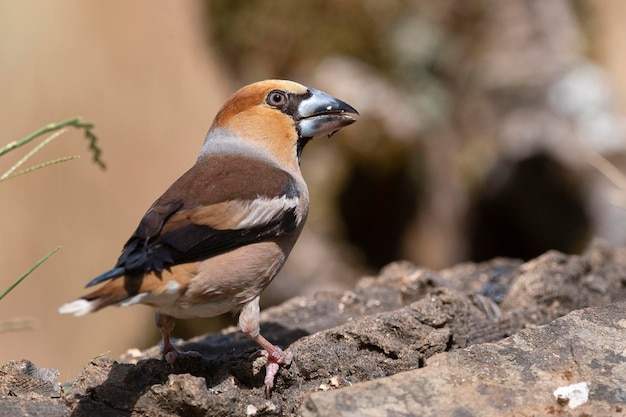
<box><xmin>234</xmin><ymin>195</ymin><xmax>299</xmax><ymax>229</ymax></box>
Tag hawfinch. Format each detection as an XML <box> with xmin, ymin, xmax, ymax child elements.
<box><xmin>59</xmin><ymin>79</ymin><xmax>358</xmax><ymax>397</ymax></box>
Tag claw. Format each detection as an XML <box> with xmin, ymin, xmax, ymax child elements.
<box><xmin>264</xmin><ymin>362</ymin><xmax>280</xmax><ymax>399</ymax></box>
<box><xmin>268</xmin><ymin>346</ymin><xmax>293</xmax><ymax>365</ymax></box>
<box><xmin>164</xmin><ymin>349</ymin><xmax>202</xmax><ymax>366</ymax></box>
<box><xmin>156</xmin><ymin>312</ymin><xmax>202</xmax><ymax>365</ymax></box>
<box><xmin>238</xmin><ymin>298</ymin><xmax>293</xmax><ymax>397</ymax></box>
<box><xmin>164</xmin><ymin>350</ymin><xmax>178</xmax><ymax>366</ymax></box>
<box><xmin>251</xmin><ymin>345</ymin><xmax>292</xmax><ymax>398</ymax></box>
<box><xmin>249</xmin><ymin>349</ymin><xmax>267</xmax><ymax>361</ymax></box>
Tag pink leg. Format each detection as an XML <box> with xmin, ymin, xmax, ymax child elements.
<box><xmin>155</xmin><ymin>311</ymin><xmax>201</xmax><ymax>365</ymax></box>
<box><xmin>239</xmin><ymin>297</ymin><xmax>292</xmax><ymax>398</ymax></box>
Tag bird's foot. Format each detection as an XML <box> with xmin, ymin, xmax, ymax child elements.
<box><xmin>251</xmin><ymin>345</ymin><xmax>293</xmax><ymax>398</ymax></box>
<box><xmin>162</xmin><ymin>346</ymin><xmax>203</xmax><ymax>366</ymax></box>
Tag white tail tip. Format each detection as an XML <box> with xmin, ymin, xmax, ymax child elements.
<box><xmin>58</xmin><ymin>299</ymin><xmax>96</xmax><ymax>317</ymax></box>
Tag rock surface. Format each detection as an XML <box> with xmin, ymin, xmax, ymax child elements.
<box><xmin>302</xmin><ymin>303</ymin><xmax>626</xmax><ymax>416</ymax></box>
<box><xmin>2</xmin><ymin>241</ymin><xmax>626</xmax><ymax>416</ymax></box>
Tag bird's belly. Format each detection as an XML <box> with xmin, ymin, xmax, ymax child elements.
<box><xmin>151</xmin><ymin>238</ymin><xmax>297</xmax><ymax>319</ymax></box>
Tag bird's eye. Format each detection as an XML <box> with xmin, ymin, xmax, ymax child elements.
<box><xmin>267</xmin><ymin>90</ymin><xmax>286</xmax><ymax>107</ymax></box>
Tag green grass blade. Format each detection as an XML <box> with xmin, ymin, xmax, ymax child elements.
<box><xmin>0</xmin><ymin>156</ymin><xmax>80</xmax><ymax>182</ymax></box>
<box><xmin>0</xmin><ymin>246</ymin><xmax>61</xmax><ymax>301</ymax></box>
<box><xmin>0</xmin><ymin>117</ymin><xmax>105</xmax><ymax>168</ymax></box>
<box><xmin>1</xmin><ymin>128</ymin><xmax>67</xmax><ymax>181</ymax></box>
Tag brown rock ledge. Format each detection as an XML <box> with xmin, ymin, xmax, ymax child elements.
<box><xmin>2</xmin><ymin>241</ymin><xmax>625</xmax><ymax>416</ymax></box>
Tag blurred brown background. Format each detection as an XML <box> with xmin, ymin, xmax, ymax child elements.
<box><xmin>2</xmin><ymin>0</ymin><xmax>626</xmax><ymax>380</ymax></box>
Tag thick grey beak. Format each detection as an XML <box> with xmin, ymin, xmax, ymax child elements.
<box><xmin>297</xmin><ymin>87</ymin><xmax>359</xmax><ymax>138</ymax></box>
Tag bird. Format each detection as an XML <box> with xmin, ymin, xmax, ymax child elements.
<box><xmin>58</xmin><ymin>79</ymin><xmax>358</xmax><ymax>398</ymax></box>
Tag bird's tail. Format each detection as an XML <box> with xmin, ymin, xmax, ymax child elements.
<box><xmin>58</xmin><ymin>279</ymin><xmax>131</xmax><ymax>316</ymax></box>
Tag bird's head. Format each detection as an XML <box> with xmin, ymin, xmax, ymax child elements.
<box><xmin>203</xmin><ymin>80</ymin><xmax>359</xmax><ymax>169</ymax></box>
